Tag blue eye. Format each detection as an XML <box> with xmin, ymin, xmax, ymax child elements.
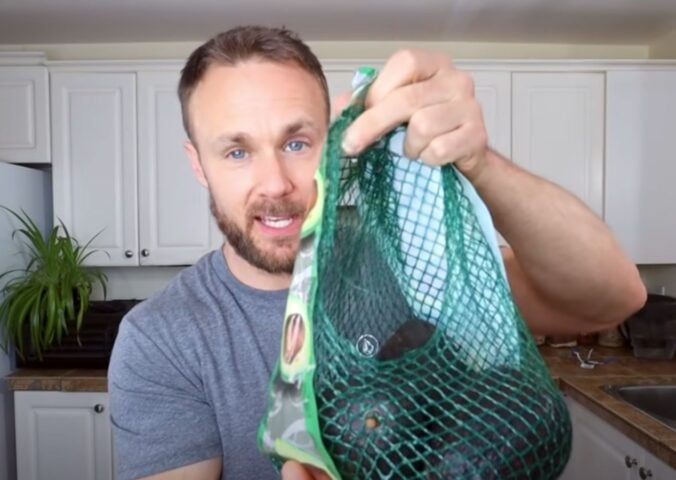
<box><xmin>227</xmin><ymin>149</ymin><xmax>247</xmax><ymax>160</ymax></box>
<box><xmin>285</xmin><ymin>140</ymin><xmax>307</xmax><ymax>152</ymax></box>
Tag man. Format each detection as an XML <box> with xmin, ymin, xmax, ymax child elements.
<box><xmin>109</xmin><ymin>26</ymin><xmax>646</xmax><ymax>480</ymax></box>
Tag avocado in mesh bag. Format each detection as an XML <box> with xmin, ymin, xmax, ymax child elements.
<box><xmin>258</xmin><ymin>67</ymin><xmax>571</xmax><ymax>479</ymax></box>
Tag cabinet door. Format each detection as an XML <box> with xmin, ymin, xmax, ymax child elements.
<box><xmin>561</xmin><ymin>396</ymin><xmax>642</xmax><ymax>480</ymax></box>
<box><xmin>14</xmin><ymin>391</ymin><xmax>112</xmax><ymax>480</ymax></box>
<box><xmin>0</xmin><ymin>67</ymin><xmax>50</xmax><ymax>164</ymax></box>
<box><xmin>470</xmin><ymin>71</ymin><xmax>511</xmax><ymax>158</ymax></box>
<box><xmin>605</xmin><ymin>70</ymin><xmax>676</xmax><ymax>264</ymax></box>
<box><xmin>137</xmin><ymin>71</ymin><xmax>219</xmax><ymax>265</ymax></box>
<box><xmin>643</xmin><ymin>450</ymin><xmax>675</xmax><ymax>480</ymax></box>
<box><xmin>51</xmin><ymin>72</ymin><xmax>138</xmax><ymax>266</ymax></box>
<box><xmin>512</xmin><ymin>73</ymin><xmax>604</xmax><ymax>216</ymax></box>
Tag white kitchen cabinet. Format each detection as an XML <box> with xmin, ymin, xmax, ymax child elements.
<box><xmin>561</xmin><ymin>396</ymin><xmax>674</xmax><ymax>480</ymax></box>
<box><xmin>14</xmin><ymin>391</ymin><xmax>112</xmax><ymax>480</ymax></box>
<box><xmin>605</xmin><ymin>70</ymin><xmax>676</xmax><ymax>264</ymax></box>
<box><xmin>512</xmin><ymin>72</ymin><xmax>605</xmax><ymax>216</ymax></box>
<box><xmin>643</xmin><ymin>450</ymin><xmax>675</xmax><ymax>479</ymax></box>
<box><xmin>470</xmin><ymin>71</ymin><xmax>511</xmax><ymax>158</ymax></box>
<box><xmin>51</xmin><ymin>72</ymin><xmax>139</xmax><ymax>266</ymax></box>
<box><xmin>52</xmin><ymin>70</ymin><xmax>222</xmax><ymax>266</ymax></box>
<box><xmin>0</xmin><ymin>67</ymin><xmax>50</xmax><ymax>164</ymax></box>
<box><xmin>137</xmin><ymin>71</ymin><xmax>222</xmax><ymax>265</ymax></box>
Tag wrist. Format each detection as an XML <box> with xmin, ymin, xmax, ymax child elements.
<box><xmin>465</xmin><ymin>148</ymin><xmax>505</xmax><ymax>190</ymax></box>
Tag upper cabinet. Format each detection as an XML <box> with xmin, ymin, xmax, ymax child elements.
<box><xmin>605</xmin><ymin>69</ymin><xmax>676</xmax><ymax>264</ymax></box>
<box><xmin>33</xmin><ymin>58</ymin><xmax>676</xmax><ymax>266</ymax></box>
<box><xmin>51</xmin><ymin>68</ymin><xmax>221</xmax><ymax>266</ymax></box>
<box><xmin>0</xmin><ymin>66</ymin><xmax>50</xmax><ymax>164</ymax></box>
<box><xmin>137</xmin><ymin>71</ymin><xmax>222</xmax><ymax>265</ymax></box>
<box><xmin>469</xmin><ymin>71</ymin><xmax>511</xmax><ymax>159</ymax></box>
<box><xmin>51</xmin><ymin>72</ymin><xmax>139</xmax><ymax>266</ymax></box>
<box><xmin>512</xmin><ymin>72</ymin><xmax>605</xmax><ymax>216</ymax></box>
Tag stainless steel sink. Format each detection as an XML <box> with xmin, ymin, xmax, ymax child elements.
<box><xmin>602</xmin><ymin>384</ymin><xmax>676</xmax><ymax>432</ymax></box>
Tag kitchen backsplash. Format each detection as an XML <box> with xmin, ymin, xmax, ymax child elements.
<box><xmin>638</xmin><ymin>264</ymin><xmax>676</xmax><ymax>297</ymax></box>
<box><xmin>90</xmin><ymin>266</ymin><xmax>185</xmax><ymax>301</ymax></box>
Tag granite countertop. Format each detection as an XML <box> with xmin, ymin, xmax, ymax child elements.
<box><xmin>540</xmin><ymin>345</ymin><xmax>676</xmax><ymax>469</ymax></box>
<box><xmin>5</xmin><ymin>368</ymin><xmax>107</xmax><ymax>392</ymax></box>
<box><xmin>4</xmin><ymin>345</ymin><xmax>676</xmax><ymax>467</ymax></box>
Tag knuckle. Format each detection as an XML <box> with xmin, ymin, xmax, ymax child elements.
<box><xmin>394</xmin><ymin>48</ymin><xmax>422</xmax><ymax>71</ymax></box>
<box><xmin>457</xmin><ymin>72</ymin><xmax>475</xmax><ymax>96</ymax></box>
<box><xmin>409</xmin><ymin>110</ymin><xmax>434</xmax><ymax>139</ymax></box>
<box><xmin>429</xmin><ymin>138</ymin><xmax>449</xmax><ymax>161</ymax></box>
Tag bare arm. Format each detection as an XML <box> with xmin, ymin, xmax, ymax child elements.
<box><xmin>138</xmin><ymin>457</ymin><xmax>222</xmax><ymax>480</ymax></box>
<box><xmin>343</xmin><ymin>48</ymin><xmax>646</xmax><ymax>335</ymax></box>
<box><xmin>478</xmin><ymin>150</ymin><xmax>646</xmax><ymax>334</ymax></box>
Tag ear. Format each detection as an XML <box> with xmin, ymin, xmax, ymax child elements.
<box><xmin>184</xmin><ymin>140</ymin><xmax>208</xmax><ymax>188</ymax></box>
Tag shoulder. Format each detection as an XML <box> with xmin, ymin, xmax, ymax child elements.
<box><xmin>110</xmin><ymin>250</ymin><xmax>230</xmax><ymax>380</ymax></box>
<box><xmin>124</xmin><ymin>250</ymin><xmax>226</xmax><ymax>335</ymax></box>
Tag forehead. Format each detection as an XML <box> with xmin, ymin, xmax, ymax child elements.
<box><xmin>188</xmin><ymin>60</ymin><xmax>327</xmax><ymax>142</ymax></box>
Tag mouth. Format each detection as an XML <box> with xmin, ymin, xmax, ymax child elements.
<box><xmin>254</xmin><ymin>215</ymin><xmax>302</xmax><ymax>237</ymax></box>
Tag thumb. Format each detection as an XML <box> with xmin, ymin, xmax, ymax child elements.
<box><xmin>281</xmin><ymin>461</ymin><xmax>332</xmax><ymax>480</ymax></box>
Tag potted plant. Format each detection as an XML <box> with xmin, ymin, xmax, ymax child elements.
<box><xmin>0</xmin><ymin>206</ymin><xmax>107</xmax><ymax>360</ymax></box>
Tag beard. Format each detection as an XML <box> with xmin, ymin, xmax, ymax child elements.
<box><xmin>209</xmin><ymin>193</ymin><xmax>305</xmax><ymax>274</ymax></box>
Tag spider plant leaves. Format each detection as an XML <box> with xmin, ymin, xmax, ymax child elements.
<box><xmin>0</xmin><ymin>206</ymin><xmax>107</xmax><ymax>360</ymax></box>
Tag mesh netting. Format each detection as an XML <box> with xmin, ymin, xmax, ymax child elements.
<box><xmin>309</xmin><ymin>103</ymin><xmax>572</xmax><ymax>479</ymax></box>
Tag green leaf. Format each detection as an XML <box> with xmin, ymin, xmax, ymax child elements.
<box><xmin>0</xmin><ymin>206</ymin><xmax>108</xmax><ymax>361</ymax></box>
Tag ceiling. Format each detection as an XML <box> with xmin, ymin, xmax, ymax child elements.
<box><xmin>1</xmin><ymin>0</ymin><xmax>675</xmax><ymax>45</ymax></box>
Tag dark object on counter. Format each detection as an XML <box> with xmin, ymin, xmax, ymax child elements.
<box><xmin>576</xmin><ymin>332</ymin><xmax>598</xmax><ymax>346</ymax></box>
<box><xmin>625</xmin><ymin>294</ymin><xmax>676</xmax><ymax>360</ymax></box>
<box><xmin>17</xmin><ymin>299</ymin><xmax>140</xmax><ymax>369</ymax></box>
<box><xmin>597</xmin><ymin>326</ymin><xmax>625</xmax><ymax>348</ymax></box>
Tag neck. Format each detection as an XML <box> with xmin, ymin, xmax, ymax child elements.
<box><xmin>222</xmin><ymin>243</ymin><xmax>292</xmax><ymax>291</ymax></box>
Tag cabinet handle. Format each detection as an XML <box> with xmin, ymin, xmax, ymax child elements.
<box><xmin>625</xmin><ymin>456</ymin><xmax>638</xmax><ymax>468</ymax></box>
<box><xmin>639</xmin><ymin>467</ymin><xmax>653</xmax><ymax>479</ymax></box>
<box><xmin>141</xmin><ymin>249</ymin><xmax>150</xmax><ymax>257</ymax></box>
<box><xmin>124</xmin><ymin>250</ymin><xmax>134</xmax><ymax>258</ymax></box>
<box><xmin>94</xmin><ymin>404</ymin><xmax>105</xmax><ymax>414</ymax></box>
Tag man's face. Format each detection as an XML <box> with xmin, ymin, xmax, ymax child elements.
<box><xmin>185</xmin><ymin>60</ymin><xmax>327</xmax><ymax>274</ymax></box>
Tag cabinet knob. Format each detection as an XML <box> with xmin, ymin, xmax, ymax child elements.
<box><xmin>639</xmin><ymin>467</ymin><xmax>653</xmax><ymax>479</ymax></box>
<box><xmin>94</xmin><ymin>404</ymin><xmax>105</xmax><ymax>414</ymax></box>
<box><xmin>141</xmin><ymin>249</ymin><xmax>150</xmax><ymax>257</ymax></box>
<box><xmin>124</xmin><ymin>250</ymin><xmax>134</xmax><ymax>258</ymax></box>
<box><xmin>625</xmin><ymin>456</ymin><xmax>638</xmax><ymax>468</ymax></box>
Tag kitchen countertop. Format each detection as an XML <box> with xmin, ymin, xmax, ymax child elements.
<box><xmin>5</xmin><ymin>368</ymin><xmax>107</xmax><ymax>392</ymax></box>
<box><xmin>540</xmin><ymin>345</ymin><xmax>676</xmax><ymax>469</ymax></box>
<box><xmin>4</xmin><ymin>345</ymin><xmax>676</xmax><ymax>467</ymax></box>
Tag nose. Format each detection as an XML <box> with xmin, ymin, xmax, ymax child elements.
<box><xmin>256</xmin><ymin>150</ymin><xmax>294</xmax><ymax>198</ymax></box>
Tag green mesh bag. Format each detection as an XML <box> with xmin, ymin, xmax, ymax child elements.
<box><xmin>258</xmin><ymin>68</ymin><xmax>571</xmax><ymax>479</ymax></box>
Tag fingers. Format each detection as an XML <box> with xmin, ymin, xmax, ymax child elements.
<box><xmin>281</xmin><ymin>461</ymin><xmax>332</xmax><ymax>480</ymax></box>
<box><xmin>342</xmin><ymin>62</ymin><xmax>474</xmax><ymax>157</ymax></box>
<box><xmin>418</xmin><ymin>122</ymin><xmax>487</xmax><ymax>176</ymax></box>
<box><xmin>365</xmin><ymin>48</ymin><xmax>451</xmax><ymax>108</ymax></box>
<box><xmin>403</xmin><ymin>97</ymin><xmax>482</xmax><ymax>160</ymax></box>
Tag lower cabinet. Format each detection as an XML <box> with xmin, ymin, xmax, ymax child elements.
<box><xmin>14</xmin><ymin>391</ymin><xmax>112</xmax><ymax>480</ymax></box>
<box><xmin>561</xmin><ymin>396</ymin><xmax>673</xmax><ymax>480</ymax></box>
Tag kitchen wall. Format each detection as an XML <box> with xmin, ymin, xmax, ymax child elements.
<box><xmin>638</xmin><ymin>265</ymin><xmax>676</xmax><ymax>297</ymax></box>
<box><xmin>650</xmin><ymin>28</ymin><xmax>676</xmax><ymax>58</ymax></box>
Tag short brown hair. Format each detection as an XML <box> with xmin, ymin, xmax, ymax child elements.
<box><xmin>178</xmin><ymin>25</ymin><xmax>330</xmax><ymax>141</ymax></box>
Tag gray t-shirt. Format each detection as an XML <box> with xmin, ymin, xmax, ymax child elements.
<box><xmin>108</xmin><ymin>249</ymin><xmax>287</xmax><ymax>480</ymax></box>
